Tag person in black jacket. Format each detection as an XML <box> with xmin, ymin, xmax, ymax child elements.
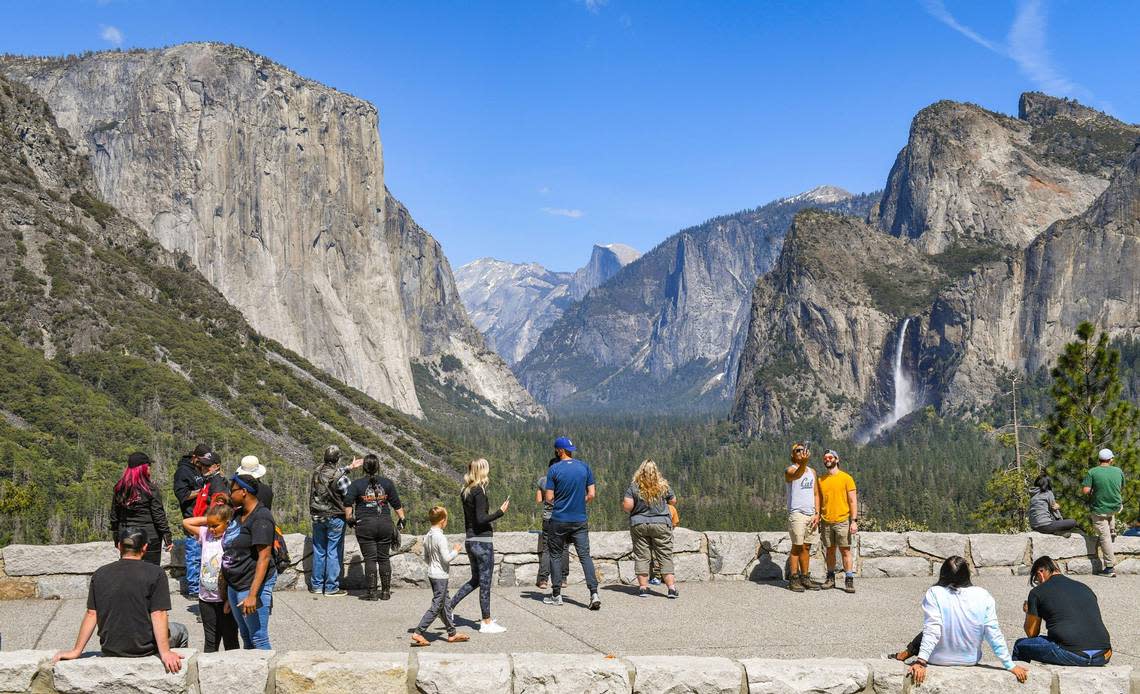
<box><xmin>111</xmin><ymin>453</ymin><xmax>172</xmax><ymax>565</ymax></box>
<box><xmin>173</xmin><ymin>445</ymin><xmax>224</xmax><ymax>596</ymax></box>
<box><xmin>448</xmin><ymin>458</ymin><xmax>509</xmax><ymax>634</ymax></box>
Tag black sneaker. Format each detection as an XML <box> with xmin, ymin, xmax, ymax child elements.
<box><xmin>325</xmin><ymin>588</ymin><xmax>348</xmax><ymax>597</ymax></box>
<box><xmin>638</xmin><ymin>588</ymin><xmax>650</xmax><ymax>598</ymax></box>
<box><xmin>668</xmin><ymin>588</ymin><xmax>679</xmax><ymax>599</ymax></box>
<box><xmin>308</xmin><ymin>587</ymin><xmax>322</xmax><ymax>595</ymax></box>
<box><xmin>589</xmin><ymin>592</ymin><xmax>602</xmax><ymax>610</ymax></box>
<box><xmin>1098</xmin><ymin>566</ymin><xmax>1117</xmax><ymax>578</ymax></box>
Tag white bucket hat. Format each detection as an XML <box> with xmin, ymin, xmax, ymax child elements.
<box><xmin>237</xmin><ymin>455</ymin><xmax>267</xmax><ymax>479</ymax></box>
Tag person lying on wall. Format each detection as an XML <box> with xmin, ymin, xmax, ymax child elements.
<box><xmin>53</xmin><ymin>526</ymin><xmax>188</xmax><ymax>673</ymax></box>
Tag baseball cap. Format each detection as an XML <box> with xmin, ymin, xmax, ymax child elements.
<box><xmin>824</xmin><ymin>449</ymin><xmax>840</xmax><ymax>460</ymax></box>
<box><xmin>553</xmin><ymin>436</ymin><xmax>576</xmax><ymax>452</ymax></box>
<box><xmin>127</xmin><ymin>452</ymin><xmax>151</xmax><ymax>468</ymax></box>
<box><xmin>1099</xmin><ymin>448</ymin><xmax>1115</xmax><ymax>461</ymax></box>
<box><xmin>192</xmin><ymin>443</ymin><xmax>212</xmax><ymax>458</ymax></box>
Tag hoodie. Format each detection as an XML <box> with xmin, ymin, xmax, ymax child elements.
<box><xmin>173</xmin><ymin>455</ymin><xmax>204</xmax><ymax>519</ymax></box>
<box><xmin>1028</xmin><ymin>486</ymin><xmax>1061</xmax><ymax>530</ymax></box>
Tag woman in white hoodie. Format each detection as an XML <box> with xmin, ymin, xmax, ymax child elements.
<box><xmin>887</xmin><ymin>556</ymin><xmax>1029</xmax><ymax>685</ymax></box>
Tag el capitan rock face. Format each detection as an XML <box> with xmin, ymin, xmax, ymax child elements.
<box><xmin>2</xmin><ymin>43</ymin><xmax>542</xmax><ymax>420</ymax></box>
<box><xmin>518</xmin><ymin>187</ymin><xmax>877</xmax><ymax>414</ymax></box>
<box><xmin>456</xmin><ymin>243</ymin><xmax>640</xmax><ymax>366</ymax></box>
<box><xmin>734</xmin><ymin>93</ymin><xmax>1140</xmax><ymax>437</ymax></box>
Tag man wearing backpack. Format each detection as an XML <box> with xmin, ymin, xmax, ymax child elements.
<box><xmin>173</xmin><ymin>444</ymin><xmax>216</xmax><ymax>598</ymax></box>
<box><xmin>309</xmin><ymin>445</ymin><xmax>362</xmax><ymax>596</ymax></box>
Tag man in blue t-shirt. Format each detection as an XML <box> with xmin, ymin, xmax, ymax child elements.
<box><xmin>543</xmin><ymin>436</ymin><xmax>601</xmax><ymax>610</ymax></box>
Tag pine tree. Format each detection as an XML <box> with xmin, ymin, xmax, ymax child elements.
<box><xmin>1042</xmin><ymin>322</ymin><xmax>1140</xmax><ymax>527</ymax></box>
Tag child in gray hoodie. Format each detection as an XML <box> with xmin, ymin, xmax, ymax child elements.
<box><xmin>411</xmin><ymin>506</ymin><xmax>469</xmax><ymax>645</ymax></box>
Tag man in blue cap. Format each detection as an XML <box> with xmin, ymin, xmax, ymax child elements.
<box><xmin>543</xmin><ymin>436</ymin><xmax>601</xmax><ymax>610</ymax></box>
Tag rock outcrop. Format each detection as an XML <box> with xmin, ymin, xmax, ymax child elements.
<box><xmin>518</xmin><ymin>188</ymin><xmax>877</xmax><ymax>414</ymax></box>
<box><xmin>735</xmin><ymin>94</ymin><xmax>1140</xmax><ymax>436</ymax></box>
<box><xmin>1</xmin><ymin>43</ymin><xmax>541</xmax><ymax>421</ymax></box>
<box><xmin>385</xmin><ymin>190</ymin><xmax>546</xmax><ymax>419</ymax></box>
<box><xmin>455</xmin><ymin>243</ymin><xmax>640</xmax><ymax>365</ymax></box>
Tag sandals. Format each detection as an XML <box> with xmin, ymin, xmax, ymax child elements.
<box><xmin>411</xmin><ymin>632</ymin><xmax>470</xmax><ymax>646</ymax></box>
<box><xmin>446</xmin><ymin>633</ymin><xmax>470</xmax><ymax>643</ymax></box>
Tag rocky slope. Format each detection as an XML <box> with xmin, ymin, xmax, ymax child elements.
<box><xmin>734</xmin><ymin>94</ymin><xmax>1140</xmax><ymax>437</ymax></box>
<box><xmin>0</xmin><ymin>74</ymin><xmax>468</xmax><ymax>542</ymax></box>
<box><xmin>518</xmin><ymin>188</ymin><xmax>877</xmax><ymax>414</ymax></box>
<box><xmin>1</xmin><ymin>43</ymin><xmax>542</xmax><ymax>421</ymax></box>
<box><xmin>455</xmin><ymin>243</ymin><xmax>640</xmax><ymax>365</ymax></box>
<box><xmin>385</xmin><ymin>190</ymin><xmax>546</xmax><ymax>419</ymax></box>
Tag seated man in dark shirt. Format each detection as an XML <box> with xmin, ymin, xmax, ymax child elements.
<box><xmin>1013</xmin><ymin>555</ymin><xmax>1112</xmax><ymax>666</ymax></box>
<box><xmin>53</xmin><ymin>527</ymin><xmax>188</xmax><ymax>673</ymax></box>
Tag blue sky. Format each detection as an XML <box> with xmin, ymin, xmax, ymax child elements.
<box><xmin>3</xmin><ymin>1</ymin><xmax>1138</xmax><ymax>271</ymax></box>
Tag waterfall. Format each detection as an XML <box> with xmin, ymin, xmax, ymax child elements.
<box><xmin>866</xmin><ymin>318</ymin><xmax>917</xmax><ymax>439</ymax></box>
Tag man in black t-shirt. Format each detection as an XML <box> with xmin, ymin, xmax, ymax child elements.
<box><xmin>1013</xmin><ymin>556</ymin><xmax>1113</xmax><ymax>666</ymax></box>
<box><xmin>54</xmin><ymin>527</ymin><xmax>188</xmax><ymax>672</ymax></box>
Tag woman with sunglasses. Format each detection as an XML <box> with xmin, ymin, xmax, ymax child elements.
<box><xmin>221</xmin><ymin>474</ymin><xmax>276</xmax><ymax>649</ymax></box>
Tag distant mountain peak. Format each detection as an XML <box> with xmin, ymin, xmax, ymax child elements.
<box><xmin>781</xmin><ymin>185</ymin><xmax>853</xmax><ymax>205</ymax></box>
<box><xmin>597</xmin><ymin>243</ymin><xmax>641</xmax><ymax>265</ymax></box>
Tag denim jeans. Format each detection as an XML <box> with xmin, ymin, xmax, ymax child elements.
<box><xmin>547</xmin><ymin>520</ymin><xmax>598</xmax><ymax>595</ymax></box>
<box><xmin>183</xmin><ymin>536</ymin><xmax>201</xmax><ymax>595</ymax></box>
<box><xmin>450</xmin><ymin>540</ymin><xmax>494</xmax><ymax>619</ymax></box>
<box><xmin>311</xmin><ymin>516</ymin><xmax>346</xmax><ymax>592</ymax></box>
<box><xmin>416</xmin><ymin>578</ymin><xmax>457</xmax><ymax>636</ymax></box>
<box><xmin>1012</xmin><ymin>636</ymin><xmax>1108</xmax><ymax>666</ymax></box>
<box><xmin>227</xmin><ymin>580</ymin><xmax>273</xmax><ymax>650</ymax></box>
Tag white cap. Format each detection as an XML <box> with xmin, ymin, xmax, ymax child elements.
<box><xmin>1099</xmin><ymin>448</ymin><xmax>1115</xmax><ymax>461</ymax></box>
<box><xmin>237</xmin><ymin>455</ymin><xmax>267</xmax><ymax>478</ymax></box>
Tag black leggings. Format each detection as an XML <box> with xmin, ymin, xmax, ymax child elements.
<box><xmin>142</xmin><ymin>545</ymin><xmax>161</xmax><ymax>566</ymax></box>
<box><xmin>1033</xmin><ymin>519</ymin><xmax>1078</xmax><ymax>535</ymax></box>
<box><xmin>199</xmin><ymin>599</ymin><xmax>239</xmax><ymax>652</ymax></box>
<box><xmin>356</xmin><ymin>515</ymin><xmax>397</xmax><ymax>585</ymax></box>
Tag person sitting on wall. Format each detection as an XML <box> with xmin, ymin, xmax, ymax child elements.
<box><xmin>53</xmin><ymin>526</ymin><xmax>188</xmax><ymax>673</ymax></box>
<box><xmin>1028</xmin><ymin>475</ymin><xmax>1077</xmax><ymax>538</ymax></box>
<box><xmin>1012</xmin><ymin>556</ymin><xmax>1113</xmax><ymax>666</ymax></box>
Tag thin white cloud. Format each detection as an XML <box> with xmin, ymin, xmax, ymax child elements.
<box><xmin>919</xmin><ymin>0</ymin><xmax>1000</xmax><ymax>53</ymax></box>
<box><xmin>538</xmin><ymin>186</ymin><xmax>551</xmax><ymax>195</ymax></box>
<box><xmin>919</xmin><ymin>0</ymin><xmax>1085</xmax><ymax>99</ymax></box>
<box><xmin>100</xmin><ymin>25</ymin><xmax>123</xmax><ymax>47</ymax></box>
<box><xmin>583</xmin><ymin>0</ymin><xmax>607</xmax><ymax>13</ymax></box>
<box><xmin>1007</xmin><ymin>0</ymin><xmax>1076</xmax><ymax>96</ymax></box>
<box><xmin>542</xmin><ymin>207</ymin><xmax>584</xmax><ymax>219</ymax></box>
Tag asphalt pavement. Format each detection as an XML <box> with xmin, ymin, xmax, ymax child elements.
<box><xmin>3</xmin><ymin>576</ymin><xmax>1137</xmax><ymax>664</ymax></box>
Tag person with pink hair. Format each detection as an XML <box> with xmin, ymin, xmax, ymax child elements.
<box><xmin>110</xmin><ymin>452</ymin><xmax>172</xmax><ymax>565</ymax></box>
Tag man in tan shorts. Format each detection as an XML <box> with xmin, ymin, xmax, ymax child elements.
<box><xmin>784</xmin><ymin>443</ymin><xmax>821</xmax><ymax>592</ymax></box>
<box><xmin>818</xmin><ymin>449</ymin><xmax>857</xmax><ymax>593</ymax></box>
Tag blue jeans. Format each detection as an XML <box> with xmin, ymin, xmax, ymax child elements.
<box><xmin>547</xmin><ymin>520</ymin><xmax>598</xmax><ymax>595</ymax></box>
<box><xmin>1013</xmin><ymin>636</ymin><xmax>1108</xmax><ymax>666</ymax></box>
<box><xmin>311</xmin><ymin>516</ymin><xmax>346</xmax><ymax>592</ymax></box>
<box><xmin>450</xmin><ymin>540</ymin><xmax>494</xmax><ymax>619</ymax></box>
<box><xmin>183</xmin><ymin>536</ymin><xmax>201</xmax><ymax>596</ymax></box>
<box><xmin>227</xmin><ymin>579</ymin><xmax>273</xmax><ymax>650</ymax></box>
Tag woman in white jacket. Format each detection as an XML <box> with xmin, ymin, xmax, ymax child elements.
<box><xmin>887</xmin><ymin>556</ymin><xmax>1029</xmax><ymax>685</ymax></box>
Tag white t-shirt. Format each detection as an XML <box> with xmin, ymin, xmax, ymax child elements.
<box><xmin>198</xmin><ymin>526</ymin><xmax>225</xmax><ymax>603</ymax></box>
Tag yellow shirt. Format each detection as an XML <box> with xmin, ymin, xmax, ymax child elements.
<box><xmin>818</xmin><ymin>470</ymin><xmax>856</xmax><ymax>523</ymax></box>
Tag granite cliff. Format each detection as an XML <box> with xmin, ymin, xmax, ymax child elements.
<box><xmin>518</xmin><ymin>187</ymin><xmax>877</xmax><ymax>414</ymax></box>
<box><xmin>1</xmin><ymin>43</ymin><xmax>543</xmax><ymax>421</ymax></box>
<box><xmin>734</xmin><ymin>94</ymin><xmax>1140</xmax><ymax>437</ymax></box>
<box><xmin>455</xmin><ymin>243</ymin><xmax>640</xmax><ymax>365</ymax></box>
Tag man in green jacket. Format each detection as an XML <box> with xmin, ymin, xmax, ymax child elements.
<box><xmin>1082</xmin><ymin>448</ymin><xmax>1125</xmax><ymax>578</ymax></box>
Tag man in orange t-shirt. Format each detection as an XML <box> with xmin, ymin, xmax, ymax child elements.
<box><xmin>817</xmin><ymin>449</ymin><xmax>858</xmax><ymax>593</ymax></box>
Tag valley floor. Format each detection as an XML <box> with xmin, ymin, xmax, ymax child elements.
<box><xmin>5</xmin><ymin>576</ymin><xmax>1138</xmax><ymax>665</ymax></box>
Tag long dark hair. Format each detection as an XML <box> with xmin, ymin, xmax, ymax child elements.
<box><xmin>113</xmin><ymin>463</ymin><xmax>153</xmax><ymax>507</ymax></box>
<box><xmin>935</xmin><ymin>556</ymin><xmax>972</xmax><ymax>591</ymax></box>
<box><xmin>1032</xmin><ymin>474</ymin><xmax>1052</xmax><ymax>493</ymax></box>
<box><xmin>363</xmin><ymin>454</ymin><xmax>383</xmax><ymax>497</ymax></box>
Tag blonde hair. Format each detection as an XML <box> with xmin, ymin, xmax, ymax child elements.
<box><xmin>428</xmin><ymin>506</ymin><xmax>448</xmax><ymax>524</ymax></box>
<box><xmin>461</xmin><ymin>458</ymin><xmax>490</xmax><ymax>499</ymax></box>
<box><xmin>632</xmin><ymin>460</ymin><xmax>669</xmax><ymax>503</ymax></box>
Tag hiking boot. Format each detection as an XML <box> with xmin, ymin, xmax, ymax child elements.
<box><xmin>787</xmin><ymin>574</ymin><xmax>805</xmax><ymax>592</ymax></box>
<box><xmin>363</xmin><ymin>589</ymin><xmax>379</xmax><ymax>602</ymax></box>
<box><xmin>822</xmin><ymin>573</ymin><xmax>836</xmax><ymax>590</ymax></box>
<box><xmin>801</xmin><ymin>574</ymin><xmax>822</xmax><ymax>591</ymax></box>
<box><xmin>379</xmin><ymin>588</ymin><xmax>391</xmax><ymax>600</ymax></box>
<box><xmin>543</xmin><ymin>594</ymin><xmax>563</xmax><ymax>606</ymax></box>
<box><xmin>844</xmin><ymin>576</ymin><xmax>855</xmax><ymax>593</ymax></box>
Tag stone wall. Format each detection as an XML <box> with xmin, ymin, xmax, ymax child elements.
<box><xmin>3</xmin><ymin>530</ymin><xmax>1138</xmax><ymax>599</ymax></box>
<box><xmin>0</xmin><ymin>649</ymin><xmax>1133</xmax><ymax>693</ymax></box>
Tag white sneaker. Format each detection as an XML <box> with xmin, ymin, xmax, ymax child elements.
<box><xmin>479</xmin><ymin>620</ymin><xmax>506</xmax><ymax>634</ymax></box>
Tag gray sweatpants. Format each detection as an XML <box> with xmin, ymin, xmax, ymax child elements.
<box><xmin>415</xmin><ymin>578</ymin><xmax>456</xmax><ymax>636</ymax></box>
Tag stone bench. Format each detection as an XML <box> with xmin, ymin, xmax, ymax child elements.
<box><xmin>0</xmin><ymin>650</ymin><xmax>1132</xmax><ymax>693</ymax></box>
<box><xmin>3</xmin><ymin>531</ymin><xmax>1136</xmax><ymax>599</ymax></box>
